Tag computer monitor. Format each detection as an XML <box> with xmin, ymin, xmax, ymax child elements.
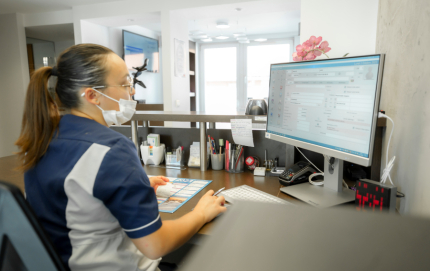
<box><xmin>266</xmin><ymin>54</ymin><xmax>385</xmax><ymax>208</ymax></box>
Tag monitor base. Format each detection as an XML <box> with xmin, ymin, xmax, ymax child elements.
<box><xmin>280</xmin><ymin>183</ymin><xmax>355</xmax><ymax>208</ymax></box>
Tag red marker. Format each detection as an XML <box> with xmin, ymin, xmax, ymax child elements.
<box><xmin>225</xmin><ymin>140</ymin><xmax>229</xmax><ymax>170</ymax></box>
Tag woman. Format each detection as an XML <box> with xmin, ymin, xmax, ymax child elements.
<box><xmin>16</xmin><ymin>44</ymin><xmax>226</xmax><ymax>271</ymax></box>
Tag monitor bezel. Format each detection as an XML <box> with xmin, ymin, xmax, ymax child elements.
<box><xmin>265</xmin><ymin>54</ymin><xmax>385</xmax><ymax>167</ymax></box>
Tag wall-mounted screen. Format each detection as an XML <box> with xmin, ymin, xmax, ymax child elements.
<box><xmin>123</xmin><ymin>30</ymin><xmax>159</xmax><ymax>73</ymax></box>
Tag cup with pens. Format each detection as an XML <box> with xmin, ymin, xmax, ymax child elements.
<box><xmin>224</xmin><ymin>141</ymin><xmax>245</xmax><ymax>173</ymax></box>
<box><xmin>209</xmin><ymin>136</ymin><xmax>224</xmax><ymax>170</ymax></box>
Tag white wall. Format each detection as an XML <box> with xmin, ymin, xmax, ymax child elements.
<box><xmin>54</xmin><ymin>40</ymin><xmax>75</xmax><ymax>58</ymax></box>
<box><xmin>376</xmin><ymin>0</ymin><xmax>430</xmax><ymax>218</ymax></box>
<box><xmin>161</xmin><ymin>10</ymin><xmax>191</xmax><ymax>128</ymax></box>
<box><xmin>80</xmin><ymin>20</ymin><xmax>110</xmax><ymax>47</ymax></box>
<box><xmin>109</xmin><ymin>26</ymin><xmax>163</xmax><ymax>104</ymax></box>
<box><xmin>0</xmin><ymin>13</ymin><xmax>29</xmax><ymax>158</ymax></box>
<box><xmin>300</xmin><ymin>0</ymin><xmax>378</xmax><ymax>57</ymax></box>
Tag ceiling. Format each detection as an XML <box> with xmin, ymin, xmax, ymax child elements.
<box><xmin>88</xmin><ymin>0</ymin><xmax>301</xmax><ymax>42</ymax></box>
<box><xmin>0</xmin><ymin>0</ymin><xmax>124</xmax><ymax>14</ymax></box>
<box><xmin>4</xmin><ymin>0</ymin><xmax>300</xmax><ymax>43</ymax></box>
<box><xmin>25</xmin><ymin>23</ymin><xmax>75</xmax><ymax>42</ymax></box>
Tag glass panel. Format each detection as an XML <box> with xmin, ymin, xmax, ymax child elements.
<box><xmin>204</xmin><ymin>47</ymin><xmax>237</xmax><ymax>113</ymax></box>
<box><xmin>247</xmin><ymin>44</ymin><xmax>290</xmax><ymax>100</ymax></box>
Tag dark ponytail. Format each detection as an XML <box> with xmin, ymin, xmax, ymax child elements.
<box><xmin>15</xmin><ymin>44</ymin><xmax>113</xmax><ymax>172</ymax></box>
<box><xmin>15</xmin><ymin>67</ymin><xmax>60</xmax><ymax>172</ymax></box>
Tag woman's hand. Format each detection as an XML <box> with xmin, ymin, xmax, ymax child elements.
<box><xmin>193</xmin><ymin>190</ymin><xmax>227</xmax><ymax>223</ymax></box>
<box><xmin>149</xmin><ymin>176</ymin><xmax>169</xmax><ymax>191</ymax></box>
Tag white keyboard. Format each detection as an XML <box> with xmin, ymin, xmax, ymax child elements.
<box><xmin>220</xmin><ymin>185</ymin><xmax>293</xmax><ymax>205</ymax></box>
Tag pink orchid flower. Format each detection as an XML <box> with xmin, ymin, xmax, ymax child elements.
<box><xmin>319</xmin><ymin>41</ymin><xmax>331</xmax><ymax>53</ymax></box>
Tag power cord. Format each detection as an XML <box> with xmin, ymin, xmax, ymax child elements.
<box><xmin>378</xmin><ymin>111</ymin><xmax>395</xmax><ymax>185</ymax></box>
<box><xmin>295</xmin><ymin>147</ymin><xmax>348</xmax><ymax>188</ymax></box>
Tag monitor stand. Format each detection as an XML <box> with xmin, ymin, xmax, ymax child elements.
<box><xmin>280</xmin><ymin>158</ymin><xmax>355</xmax><ymax>208</ymax></box>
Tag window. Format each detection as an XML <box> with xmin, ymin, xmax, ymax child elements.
<box><xmin>198</xmin><ymin>39</ymin><xmax>293</xmax><ymax>129</ymax></box>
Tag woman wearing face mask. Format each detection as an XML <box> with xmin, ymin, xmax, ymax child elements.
<box><xmin>15</xmin><ymin>44</ymin><xmax>226</xmax><ymax>271</ymax></box>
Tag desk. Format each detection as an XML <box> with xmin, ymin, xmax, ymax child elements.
<box><xmin>142</xmin><ymin>165</ymin><xmax>303</xmax><ymax>234</ymax></box>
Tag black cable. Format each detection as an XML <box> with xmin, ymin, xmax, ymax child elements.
<box><xmin>396</xmin><ymin>191</ymin><xmax>405</xmax><ymax>198</ymax></box>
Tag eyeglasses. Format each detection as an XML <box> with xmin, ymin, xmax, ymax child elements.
<box><xmin>91</xmin><ymin>77</ymin><xmax>134</xmax><ymax>95</ymax></box>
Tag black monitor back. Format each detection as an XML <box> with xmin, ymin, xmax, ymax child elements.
<box><xmin>0</xmin><ymin>180</ymin><xmax>67</xmax><ymax>271</ymax></box>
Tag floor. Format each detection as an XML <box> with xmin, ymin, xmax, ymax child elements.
<box><xmin>0</xmin><ymin>155</ymin><xmax>24</xmax><ymax>192</ymax></box>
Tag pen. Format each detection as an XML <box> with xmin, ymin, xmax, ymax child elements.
<box><xmin>213</xmin><ymin>187</ymin><xmax>225</xmax><ymax>196</ymax></box>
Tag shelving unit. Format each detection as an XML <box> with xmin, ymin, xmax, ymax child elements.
<box><xmin>129</xmin><ymin>111</ymin><xmax>267</xmax><ymax>172</ymax></box>
<box><xmin>189</xmin><ymin>41</ymin><xmax>196</xmax><ymax>128</ymax></box>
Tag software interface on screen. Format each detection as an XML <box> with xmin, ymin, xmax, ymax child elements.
<box><xmin>267</xmin><ymin>56</ymin><xmax>381</xmax><ymax>158</ymax></box>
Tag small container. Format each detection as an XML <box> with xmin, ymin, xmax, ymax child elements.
<box><xmin>165</xmin><ymin>148</ymin><xmax>184</xmax><ymax>167</ymax></box>
<box><xmin>211</xmin><ymin>153</ymin><xmax>224</xmax><ymax>170</ymax></box>
<box><xmin>225</xmin><ymin>148</ymin><xmax>245</xmax><ymax>173</ymax></box>
<box><xmin>141</xmin><ymin>144</ymin><xmax>165</xmax><ymax>165</ymax></box>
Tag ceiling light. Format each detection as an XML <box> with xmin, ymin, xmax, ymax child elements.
<box><xmin>190</xmin><ymin>30</ymin><xmax>204</xmax><ymax>35</ymax></box>
<box><xmin>216</xmin><ymin>22</ymin><xmax>230</xmax><ymax>29</ymax></box>
<box><xmin>127</xmin><ymin>19</ymin><xmax>134</xmax><ymax>22</ymax></box>
<box><xmin>193</xmin><ymin>34</ymin><xmax>208</xmax><ymax>39</ymax></box>
<box><xmin>238</xmin><ymin>40</ymin><xmax>250</xmax><ymax>43</ymax></box>
<box><xmin>237</xmin><ymin>37</ymin><xmax>248</xmax><ymax>41</ymax></box>
<box><xmin>201</xmin><ymin>38</ymin><xmax>213</xmax><ymax>42</ymax></box>
<box><xmin>216</xmin><ymin>36</ymin><xmax>229</xmax><ymax>40</ymax></box>
<box><xmin>233</xmin><ymin>33</ymin><xmax>245</xmax><ymax>37</ymax></box>
<box><xmin>236</xmin><ymin>8</ymin><xmax>242</xmax><ymax>11</ymax></box>
<box><xmin>254</xmin><ymin>38</ymin><xmax>267</xmax><ymax>42</ymax></box>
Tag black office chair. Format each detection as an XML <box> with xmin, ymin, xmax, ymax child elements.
<box><xmin>0</xmin><ymin>180</ymin><xmax>67</xmax><ymax>271</ymax></box>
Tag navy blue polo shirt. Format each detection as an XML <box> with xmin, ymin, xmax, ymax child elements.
<box><xmin>25</xmin><ymin>114</ymin><xmax>162</xmax><ymax>271</ymax></box>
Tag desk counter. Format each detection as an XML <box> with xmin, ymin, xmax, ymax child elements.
<box><xmin>142</xmin><ymin>165</ymin><xmax>302</xmax><ymax>234</ymax></box>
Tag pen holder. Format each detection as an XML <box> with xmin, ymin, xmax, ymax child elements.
<box><xmin>211</xmin><ymin>153</ymin><xmax>224</xmax><ymax>170</ymax></box>
<box><xmin>141</xmin><ymin>144</ymin><xmax>165</xmax><ymax>166</ymax></box>
<box><xmin>225</xmin><ymin>149</ymin><xmax>245</xmax><ymax>173</ymax></box>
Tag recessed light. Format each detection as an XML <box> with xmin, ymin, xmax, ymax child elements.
<box><xmin>216</xmin><ymin>36</ymin><xmax>229</xmax><ymax>40</ymax></box>
<box><xmin>254</xmin><ymin>38</ymin><xmax>267</xmax><ymax>42</ymax></box>
<box><xmin>233</xmin><ymin>33</ymin><xmax>245</xmax><ymax>37</ymax></box>
<box><xmin>127</xmin><ymin>19</ymin><xmax>134</xmax><ymax>22</ymax></box>
<box><xmin>238</xmin><ymin>40</ymin><xmax>250</xmax><ymax>43</ymax></box>
<box><xmin>236</xmin><ymin>8</ymin><xmax>242</xmax><ymax>11</ymax></box>
<box><xmin>201</xmin><ymin>38</ymin><xmax>213</xmax><ymax>42</ymax></box>
<box><xmin>193</xmin><ymin>34</ymin><xmax>208</xmax><ymax>39</ymax></box>
<box><xmin>237</xmin><ymin>37</ymin><xmax>248</xmax><ymax>41</ymax></box>
<box><xmin>216</xmin><ymin>22</ymin><xmax>230</xmax><ymax>29</ymax></box>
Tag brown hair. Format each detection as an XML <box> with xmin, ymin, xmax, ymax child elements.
<box><xmin>15</xmin><ymin>44</ymin><xmax>113</xmax><ymax>172</ymax></box>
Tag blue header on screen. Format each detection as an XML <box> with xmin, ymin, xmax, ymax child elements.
<box><xmin>271</xmin><ymin>56</ymin><xmax>380</xmax><ymax>71</ymax></box>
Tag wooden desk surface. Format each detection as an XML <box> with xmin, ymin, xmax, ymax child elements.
<box><xmin>142</xmin><ymin>165</ymin><xmax>301</xmax><ymax>234</ymax></box>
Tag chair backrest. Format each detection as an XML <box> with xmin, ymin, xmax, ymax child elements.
<box><xmin>0</xmin><ymin>180</ymin><xmax>67</xmax><ymax>271</ymax></box>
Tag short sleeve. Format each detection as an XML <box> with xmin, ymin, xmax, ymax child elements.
<box><xmin>93</xmin><ymin>138</ymin><xmax>161</xmax><ymax>239</ymax></box>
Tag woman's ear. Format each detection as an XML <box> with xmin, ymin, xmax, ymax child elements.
<box><xmin>82</xmin><ymin>88</ymin><xmax>100</xmax><ymax>105</ymax></box>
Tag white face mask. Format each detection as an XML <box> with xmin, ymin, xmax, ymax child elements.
<box><xmin>92</xmin><ymin>89</ymin><xmax>137</xmax><ymax>126</ymax></box>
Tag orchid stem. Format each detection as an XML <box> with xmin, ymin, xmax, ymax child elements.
<box><xmin>324</xmin><ymin>53</ymin><xmax>330</xmax><ymax>58</ymax></box>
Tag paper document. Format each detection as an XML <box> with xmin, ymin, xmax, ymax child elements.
<box><xmin>231</xmin><ymin>119</ymin><xmax>254</xmax><ymax>147</ymax></box>
<box><xmin>149</xmin><ymin>176</ymin><xmax>212</xmax><ymax>213</ymax></box>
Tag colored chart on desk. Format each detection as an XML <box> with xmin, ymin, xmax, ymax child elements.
<box><xmin>154</xmin><ymin>177</ymin><xmax>212</xmax><ymax>213</ymax></box>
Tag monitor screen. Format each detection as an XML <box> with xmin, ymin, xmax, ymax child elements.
<box><xmin>266</xmin><ymin>55</ymin><xmax>382</xmax><ymax>163</ymax></box>
<box><xmin>123</xmin><ymin>30</ymin><xmax>159</xmax><ymax>73</ymax></box>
